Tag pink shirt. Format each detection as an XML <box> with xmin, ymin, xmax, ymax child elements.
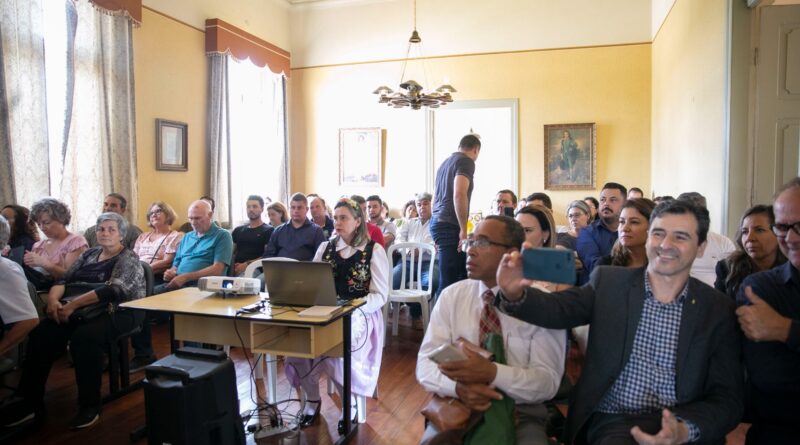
<box><xmin>31</xmin><ymin>232</ymin><xmax>88</xmax><ymax>271</ymax></box>
<box><xmin>133</xmin><ymin>230</ymin><xmax>183</xmax><ymax>264</ymax></box>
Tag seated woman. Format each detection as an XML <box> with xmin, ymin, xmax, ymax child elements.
<box><xmin>4</xmin><ymin>212</ymin><xmax>145</xmax><ymax>430</ymax></box>
<box><xmin>285</xmin><ymin>199</ymin><xmax>389</xmax><ymax>435</ymax></box>
<box><xmin>598</xmin><ymin>198</ymin><xmax>656</xmax><ymax>268</ymax></box>
<box><xmin>133</xmin><ymin>201</ymin><xmax>184</xmax><ymax>284</ymax></box>
<box><xmin>395</xmin><ymin>199</ymin><xmax>418</xmax><ymax>230</ymax></box>
<box><xmin>266</xmin><ymin>201</ymin><xmax>289</xmax><ymax>228</ymax></box>
<box><xmin>556</xmin><ymin>200</ymin><xmax>591</xmax><ymax>251</ymax></box>
<box><xmin>1</xmin><ymin>204</ymin><xmax>39</xmax><ymax>253</ymax></box>
<box><xmin>23</xmin><ymin>198</ymin><xmax>88</xmax><ymax>281</ymax></box>
<box><xmin>715</xmin><ymin>204</ymin><xmax>786</xmax><ymax>299</ymax></box>
<box><xmin>515</xmin><ymin>205</ymin><xmax>570</xmax><ymax>292</ymax></box>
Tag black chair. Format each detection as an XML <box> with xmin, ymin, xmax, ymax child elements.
<box><xmin>103</xmin><ymin>261</ymin><xmax>153</xmax><ymax>403</ymax></box>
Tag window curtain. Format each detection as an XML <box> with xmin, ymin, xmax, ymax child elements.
<box><xmin>0</xmin><ymin>0</ymin><xmax>50</xmax><ymax>206</ymax></box>
<box><xmin>59</xmin><ymin>0</ymin><xmax>139</xmax><ymax>229</ymax></box>
<box><xmin>207</xmin><ymin>53</ymin><xmax>232</xmax><ymax>226</ymax></box>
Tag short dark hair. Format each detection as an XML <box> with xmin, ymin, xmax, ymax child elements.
<box><xmin>107</xmin><ymin>193</ymin><xmax>128</xmax><ymax>210</ymax></box>
<box><xmin>651</xmin><ymin>199</ymin><xmax>710</xmax><ymax>245</ymax></box>
<box><xmin>629</xmin><ymin>187</ymin><xmax>644</xmax><ymax>195</ymax></box>
<box><xmin>290</xmin><ymin>193</ymin><xmax>308</xmax><ymax>205</ymax></box>
<box><xmin>349</xmin><ymin>195</ymin><xmax>366</xmax><ymax>205</ymax></box>
<box><xmin>497</xmin><ymin>189</ymin><xmax>518</xmax><ymax>206</ymax></box>
<box><xmin>307</xmin><ymin>193</ymin><xmax>326</xmax><ymax>205</ymax></box>
<box><xmin>366</xmin><ymin>195</ymin><xmax>382</xmax><ymax>205</ymax></box>
<box><xmin>602</xmin><ymin>182</ymin><xmax>627</xmax><ymax>198</ymax></box>
<box><xmin>483</xmin><ymin>215</ymin><xmax>525</xmax><ymax>249</ymax></box>
<box><xmin>677</xmin><ymin>192</ymin><xmax>707</xmax><ymax>209</ymax></box>
<box><xmin>653</xmin><ymin>195</ymin><xmax>675</xmax><ymax>204</ymax></box>
<box><xmin>458</xmin><ymin>134</ymin><xmax>481</xmax><ymax>151</ymax></box>
<box><xmin>524</xmin><ymin>192</ymin><xmax>552</xmax><ymax>210</ymax></box>
<box><xmin>200</xmin><ymin>195</ymin><xmax>215</xmax><ymax>211</ymax></box>
<box><xmin>247</xmin><ymin>195</ymin><xmax>264</xmax><ymax>208</ymax></box>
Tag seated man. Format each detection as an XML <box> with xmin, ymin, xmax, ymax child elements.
<box><xmin>497</xmin><ymin>199</ymin><xmax>743</xmax><ymax>445</ymax></box>
<box><xmin>307</xmin><ymin>194</ymin><xmax>334</xmax><ymax>238</ymax></box>
<box><xmin>263</xmin><ymin>193</ymin><xmax>326</xmax><ymax>261</ymax></box>
<box><xmin>367</xmin><ymin>195</ymin><xmax>397</xmax><ymax>248</ymax></box>
<box><xmin>232</xmin><ymin>195</ymin><xmax>273</xmax><ymax>276</ymax></box>
<box><xmin>393</xmin><ymin>192</ymin><xmax>438</xmax><ymax>329</ymax></box>
<box><xmin>525</xmin><ymin>192</ymin><xmax>552</xmax><ymax>210</ymax></box>
<box><xmin>628</xmin><ymin>187</ymin><xmax>644</xmax><ymax>200</ymax></box>
<box><xmin>576</xmin><ymin>182</ymin><xmax>626</xmax><ymax>283</ymax></box>
<box><xmin>130</xmin><ymin>200</ymin><xmax>233</xmax><ymax>370</ymax></box>
<box><xmin>350</xmin><ymin>195</ymin><xmax>385</xmax><ymax>247</ymax></box>
<box><xmin>0</xmin><ymin>216</ymin><xmax>39</xmax><ymax>355</ymax></box>
<box><xmin>495</xmin><ymin>189</ymin><xmax>517</xmax><ymax>215</ymax></box>
<box><xmin>678</xmin><ymin>192</ymin><xmax>736</xmax><ymax>287</ymax></box>
<box><xmin>83</xmin><ymin>193</ymin><xmax>142</xmax><ymax>249</ymax></box>
<box><xmin>417</xmin><ymin>215</ymin><xmax>565</xmax><ymax>444</ymax></box>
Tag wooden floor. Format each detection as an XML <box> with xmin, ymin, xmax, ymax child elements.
<box><xmin>1</xmin><ymin>309</ymin><xmax>750</xmax><ymax>445</ymax></box>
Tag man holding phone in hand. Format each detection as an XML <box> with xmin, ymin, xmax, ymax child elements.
<box><xmin>417</xmin><ymin>215</ymin><xmax>566</xmax><ymax>444</ymax></box>
<box><xmin>496</xmin><ymin>200</ymin><xmax>743</xmax><ymax>445</ymax></box>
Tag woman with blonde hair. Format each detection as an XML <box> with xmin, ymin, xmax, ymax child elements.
<box><xmin>133</xmin><ymin>201</ymin><xmax>183</xmax><ymax>283</ymax></box>
<box><xmin>284</xmin><ymin>198</ymin><xmax>389</xmax><ymax>435</ymax></box>
<box><xmin>266</xmin><ymin>201</ymin><xmax>288</xmax><ymax>228</ymax></box>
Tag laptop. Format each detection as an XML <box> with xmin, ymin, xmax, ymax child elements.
<box><xmin>262</xmin><ymin>260</ymin><xmax>344</xmax><ymax>307</ymax></box>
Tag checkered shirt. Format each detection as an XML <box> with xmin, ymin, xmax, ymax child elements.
<box><xmin>596</xmin><ymin>274</ymin><xmax>700</xmax><ymax>441</ymax></box>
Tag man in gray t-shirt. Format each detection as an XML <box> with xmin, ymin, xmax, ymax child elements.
<box><xmin>0</xmin><ymin>216</ymin><xmax>39</xmax><ymax>355</ymax></box>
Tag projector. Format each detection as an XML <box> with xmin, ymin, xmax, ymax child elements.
<box><xmin>197</xmin><ymin>276</ymin><xmax>261</xmax><ymax>296</ymax></box>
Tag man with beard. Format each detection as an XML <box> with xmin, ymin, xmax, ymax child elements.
<box><xmin>496</xmin><ymin>199</ymin><xmax>743</xmax><ymax>445</ymax></box>
<box><xmin>576</xmin><ymin>182</ymin><xmax>626</xmax><ymax>284</ymax></box>
<box><xmin>231</xmin><ymin>195</ymin><xmax>273</xmax><ymax>276</ymax></box>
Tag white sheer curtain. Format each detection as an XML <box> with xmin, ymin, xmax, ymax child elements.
<box><xmin>208</xmin><ymin>54</ymin><xmax>288</xmax><ymax>226</ymax></box>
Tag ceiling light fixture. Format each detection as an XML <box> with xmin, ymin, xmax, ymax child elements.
<box><xmin>372</xmin><ymin>0</ymin><xmax>456</xmax><ymax>109</ymax></box>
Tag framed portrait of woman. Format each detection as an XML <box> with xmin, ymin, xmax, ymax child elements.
<box><xmin>544</xmin><ymin>122</ymin><xmax>596</xmax><ymax>190</ymax></box>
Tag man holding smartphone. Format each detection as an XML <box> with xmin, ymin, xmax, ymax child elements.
<box><xmin>496</xmin><ymin>200</ymin><xmax>743</xmax><ymax>445</ymax></box>
<box><xmin>417</xmin><ymin>216</ymin><xmax>566</xmax><ymax>444</ymax></box>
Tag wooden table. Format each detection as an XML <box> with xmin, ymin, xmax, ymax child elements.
<box><xmin>121</xmin><ymin>287</ymin><xmax>364</xmax><ymax>443</ymax></box>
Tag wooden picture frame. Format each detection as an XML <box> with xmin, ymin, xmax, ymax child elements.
<box><xmin>544</xmin><ymin>122</ymin><xmax>596</xmax><ymax>190</ymax></box>
<box><xmin>156</xmin><ymin>119</ymin><xmax>188</xmax><ymax>171</ymax></box>
<box><xmin>339</xmin><ymin>127</ymin><xmax>383</xmax><ymax>186</ymax></box>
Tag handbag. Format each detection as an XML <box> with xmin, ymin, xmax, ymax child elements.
<box><xmin>59</xmin><ymin>282</ymin><xmax>113</xmax><ymax>324</ymax></box>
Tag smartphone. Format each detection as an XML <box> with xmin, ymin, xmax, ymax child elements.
<box><xmin>428</xmin><ymin>343</ymin><xmax>467</xmax><ymax>364</ymax></box>
<box><xmin>522</xmin><ymin>247</ymin><xmax>576</xmax><ymax>284</ymax></box>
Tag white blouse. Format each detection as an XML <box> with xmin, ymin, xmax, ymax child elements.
<box><xmin>313</xmin><ymin>237</ymin><xmax>389</xmax><ymax>314</ymax></box>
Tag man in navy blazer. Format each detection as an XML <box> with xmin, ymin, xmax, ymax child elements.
<box><xmin>496</xmin><ymin>199</ymin><xmax>742</xmax><ymax>445</ymax></box>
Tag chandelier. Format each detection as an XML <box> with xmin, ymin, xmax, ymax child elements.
<box><xmin>372</xmin><ymin>0</ymin><xmax>456</xmax><ymax>110</ymax></box>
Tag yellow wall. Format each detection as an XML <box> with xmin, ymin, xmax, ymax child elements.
<box><xmin>133</xmin><ymin>7</ymin><xmax>208</xmax><ymax>228</ymax></box>
<box><xmin>290</xmin><ymin>44</ymin><xmax>651</xmax><ymax>224</ymax></box>
<box><xmin>651</xmin><ymin>0</ymin><xmax>729</xmax><ymax>232</ymax></box>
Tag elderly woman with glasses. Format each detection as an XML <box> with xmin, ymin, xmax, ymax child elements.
<box><xmin>5</xmin><ymin>212</ymin><xmax>146</xmax><ymax>431</ymax></box>
<box><xmin>133</xmin><ymin>201</ymin><xmax>184</xmax><ymax>284</ymax></box>
<box><xmin>284</xmin><ymin>199</ymin><xmax>389</xmax><ymax>435</ymax></box>
<box><xmin>23</xmin><ymin>198</ymin><xmax>88</xmax><ymax>280</ymax></box>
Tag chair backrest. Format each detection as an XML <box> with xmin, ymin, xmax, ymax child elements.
<box><xmin>140</xmin><ymin>261</ymin><xmax>155</xmax><ymax>296</ymax></box>
<box><xmin>387</xmin><ymin>242</ymin><xmax>437</xmax><ymax>292</ymax></box>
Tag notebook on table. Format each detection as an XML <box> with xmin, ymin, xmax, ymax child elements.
<box><xmin>262</xmin><ymin>260</ymin><xmax>346</xmax><ymax>308</ymax></box>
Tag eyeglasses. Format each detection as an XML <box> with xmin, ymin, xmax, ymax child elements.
<box><xmin>771</xmin><ymin>221</ymin><xmax>800</xmax><ymax>237</ymax></box>
<box><xmin>460</xmin><ymin>237</ymin><xmax>513</xmax><ymax>251</ymax></box>
<box><xmin>147</xmin><ymin>209</ymin><xmax>163</xmax><ymax>218</ymax></box>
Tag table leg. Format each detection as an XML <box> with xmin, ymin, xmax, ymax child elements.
<box><xmin>336</xmin><ymin>312</ymin><xmax>357</xmax><ymax>444</ymax></box>
<box><xmin>169</xmin><ymin>316</ymin><xmax>178</xmax><ymax>353</ymax></box>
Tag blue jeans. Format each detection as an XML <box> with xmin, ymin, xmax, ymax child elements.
<box><xmin>429</xmin><ymin>216</ymin><xmax>466</xmax><ymax>298</ymax></box>
<box><xmin>392</xmin><ymin>260</ymin><xmax>439</xmax><ymax>319</ymax></box>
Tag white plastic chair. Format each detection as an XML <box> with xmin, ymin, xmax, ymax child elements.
<box><xmin>244</xmin><ymin>257</ymin><xmax>297</xmax><ymax>404</ymax></box>
<box><xmin>384</xmin><ymin>242</ymin><xmax>437</xmax><ymax>336</ymax></box>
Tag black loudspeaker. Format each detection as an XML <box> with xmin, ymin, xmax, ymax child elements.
<box><xmin>143</xmin><ymin>347</ymin><xmax>245</xmax><ymax>445</ymax></box>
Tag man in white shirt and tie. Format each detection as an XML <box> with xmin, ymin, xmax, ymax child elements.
<box><xmin>416</xmin><ymin>215</ymin><xmax>566</xmax><ymax>444</ymax></box>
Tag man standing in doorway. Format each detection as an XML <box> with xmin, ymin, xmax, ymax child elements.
<box><xmin>430</xmin><ymin>134</ymin><xmax>481</xmax><ymax>297</ymax></box>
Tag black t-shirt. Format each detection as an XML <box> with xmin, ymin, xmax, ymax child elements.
<box><xmin>432</xmin><ymin>152</ymin><xmax>475</xmax><ymax>225</ymax></box>
<box><xmin>232</xmin><ymin>223</ymin><xmax>274</xmax><ymax>263</ymax></box>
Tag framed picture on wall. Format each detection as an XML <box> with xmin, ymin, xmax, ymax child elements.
<box><xmin>544</xmin><ymin>122</ymin><xmax>596</xmax><ymax>190</ymax></box>
<box><xmin>339</xmin><ymin>127</ymin><xmax>383</xmax><ymax>186</ymax></box>
<box><xmin>156</xmin><ymin>119</ymin><xmax>188</xmax><ymax>171</ymax></box>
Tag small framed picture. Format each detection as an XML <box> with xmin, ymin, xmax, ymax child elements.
<box><xmin>544</xmin><ymin>122</ymin><xmax>596</xmax><ymax>190</ymax></box>
<box><xmin>156</xmin><ymin>119</ymin><xmax>188</xmax><ymax>171</ymax></box>
<box><xmin>339</xmin><ymin>127</ymin><xmax>383</xmax><ymax>186</ymax></box>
